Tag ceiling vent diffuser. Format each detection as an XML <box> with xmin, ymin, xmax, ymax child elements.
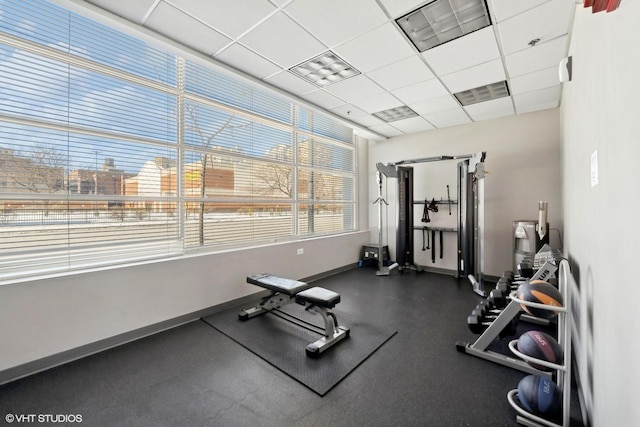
<box><xmin>397</xmin><ymin>0</ymin><xmax>491</xmax><ymax>52</ymax></box>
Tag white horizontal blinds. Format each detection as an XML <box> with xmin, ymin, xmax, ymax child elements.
<box><xmin>0</xmin><ymin>0</ymin><xmax>357</xmax><ymax>280</ymax></box>
<box><xmin>0</xmin><ymin>124</ymin><xmax>69</xmax><ymax>274</ymax></box>
<box><xmin>65</xmin><ymin>133</ymin><xmax>179</xmax><ymax>255</ymax></box>
<box><xmin>297</xmin><ymin>108</ymin><xmax>354</xmax><ymax>144</ymax></box>
<box><xmin>70</xmin><ymin>67</ymin><xmax>176</xmax><ymax>140</ymax></box>
<box><xmin>297</xmin><ymin>202</ymin><xmax>355</xmax><ymax>235</ymax></box>
<box><xmin>182</xmin><ymin>151</ymin><xmax>295</xmax><ymax>247</ymax></box>
<box><xmin>69</xmin><ymin>13</ymin><xmax>176</xmax><ymax>86</ymax></box>
<box><xmin>0</xmin><ymin>123</ymin><xmax>68</xmax><ymax>195</ymax></box>
<box><xmin>297</xmin><ymin>167</ymin><xmax>355</xmax><ymax>236</ymax></box>
<box><xmin>181</xmin><ymin>96</ymin><xmax>295</xmax><ymax>248</ymax></box>
<box><xmin>63</xmin><ymin>10</ymin><xmax>180</xmax><ymax>261</ymax></box>
<box><xmin>0</xmin><ymin>0</ymin><xmax>70</xmax><ymax>50</ymax></box>
<box><xmin>185</xmin><ymin>61</ymin><xmax>291</xmax><ymax>125</ymax></box>
<box><xmin>0</xmin><ymin>45</ymin><xmax>70</xmax><ymax>122</ymax></box>
<box><xmin>184</xmin><ymin>201</ymin><xmax>293</xmax><ymax>247</ymax></box>
<box><xmin>250</xmin><ymin>87</ymin><xmax>292</xmax><ymax>125</ymax></box>
<box><xmin>295</xmin><ymin>108</ymin><xmax>355</xmax><ymax>236</ymax></box>
<box><xmin>0</xmin><ymin>0</ymin><xmax>180</xmax><ymax>280</ymax></box>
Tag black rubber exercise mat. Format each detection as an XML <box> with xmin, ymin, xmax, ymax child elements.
<box><xmin>202</xmin><ymin>304</ymin><xmax>396</xmax><ymax>396</ymax></box>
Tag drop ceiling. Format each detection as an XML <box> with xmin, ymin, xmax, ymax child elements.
<box><xmin>77</xmin><ymin>0</ymin><xmax>575</xmax><ymax>140</ymax></box>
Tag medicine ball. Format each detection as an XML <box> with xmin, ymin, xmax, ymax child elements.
<box><xmin>517</xmin><ymin>374</ymin><xmax>561</xmax><ymax>417</ymax></box>
<box><xmin>517</xmin><ymin>330</ymin><xmax>563</xmax><ymax>371</ymax></box>
<box><xmin>516</xmin><ymin>280</ymin><xmax>563</xmax><ymax>319</ymax></box>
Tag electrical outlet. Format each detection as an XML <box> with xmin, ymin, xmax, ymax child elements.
<box><xmin>297</xmin><ymin>248</ymin><xmax>304</xmax><ymax>255</ymax></box>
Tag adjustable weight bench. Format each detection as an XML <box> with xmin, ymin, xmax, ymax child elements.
<box><xmin>239</xmin><ymin>273</ymin><xmax>350</xmax><ymax>357</ymax></box>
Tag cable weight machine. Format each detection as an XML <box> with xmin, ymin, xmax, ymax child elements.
<box><xmin>375</xmin><ymin>152</ymin><xmax>487</xmax><ymax>296</ymax></box>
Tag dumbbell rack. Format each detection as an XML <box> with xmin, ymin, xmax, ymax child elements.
<box><xmin>506</xmin><ymin>259</ymin><xmax>572</xmax><ymax>427</ymax></box>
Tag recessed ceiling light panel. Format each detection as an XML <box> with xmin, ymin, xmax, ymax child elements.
<box><xmin>289</xmin><ymin>51</ymin><xmax>360</xmax><ymax>87</ymax></box>
<box><xmin>396</xmin><ymin>0</ymin><xmax>492</xmax><ymax>52</ymax></box>
<box><xmin>373</xmin><ymin>106</ymin><xmax>418</xmax><ymax>122</ymax></box>
<box><xmin>454</xmin><ymin>80</ymin><xmax>510</xmax><ymax>106</ymax></box>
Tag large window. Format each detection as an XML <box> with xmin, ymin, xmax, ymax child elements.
<box><xmin>0</xmin><ymin>0</ymin><xmax>356</xmax><ymax>281</ymax></box>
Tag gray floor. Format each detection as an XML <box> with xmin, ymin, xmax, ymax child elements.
<box><xmin>0</xmin><ymin>268</ymin><xmax>583</xmax><ymax>426</ymax></box>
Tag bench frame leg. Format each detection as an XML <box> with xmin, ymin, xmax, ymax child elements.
<box><xmin>238</xmin><ymin>292</ymin><xmax>298</xmax><ymax>320</ymax></box>
<box><xmin>304</xmin><ymin>305</ymin><xmax>350</xmax><ymax>357</ymax></box>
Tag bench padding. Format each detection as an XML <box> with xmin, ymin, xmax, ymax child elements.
<box><xmin>296</xmin><ymin>287</ymin><xmax>341</xmax><ymax>308</ymax></box>
<box><xmin>246</xmin><ymin>273</ymin><xmax>310</xmax><ymax>296</ymax></box>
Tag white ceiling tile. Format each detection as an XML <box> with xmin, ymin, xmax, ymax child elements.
<box><xmin>79</xmin><ymin>0</ymin><xmax>576</xmax><ymax>136</ymax></box>
<box><xmin>285</xmin><ymin>0</ymin><xmax>388</xmax><ymax>48</ymax></box>
<box><xmin>422</xmin><ymin>27</ymin><xmax>500</xmax><ymax>76</ymax></box>
<box><xmin>366</xmin><ymin>56</ymin><xmax>436</xmax><ymax>91</ymax></box>
<box><xmin>324</xmin><ymin>75</ymin><xmax>385</xmax><ymax>103</ymax></box>
<box><xmin>264</xmin><ymin>70</ymin><xmax>318</xmax><ymax>95</ymax></box>
<box><xmin>169</xmin><ymin>0</ymin><xmax>277</xmax><ymax>39</ymax></box>
<box><xmin>333</xmin><ymin>23</ymin><xmax>416</xmax><ymax>73</ymax></box>
<box><xmin>424</xmin><ymin>107</ymin><xmax>471</xmax><ymax>128</ymax></box>
<box><xmin>513</xmin><ymin>86</ymin><xmax>561</xmax><ymax>111</ymax></box>
<box><xmin>329</xmin><ymin>104</ymin><xmax>371</xmax><ymax>121</ymax></box>
<box><xmin>353</xmin><ymin>92</ymin><xmax>403</xmax><ymax>114</ymax></box>
<box><xmin>509</xmin><ymin>66</ymin><xmax>559</xmax><ymax>94</ymax></box>
<box><xmin>487</xmin><ymin>0</ymin><xmax>550</xmax><ymax>23</ymax></box>
<box><xmin>239</xmin><ymin>12</ymin><xmax>327</xmax><ymax>68</ymax></box>
<box><xmin>440</xmin><ymin>59</ymin><xmax>506</xmax><ymax>94</ymax></box>
<box><xmin>214</xmin><ymin>44</ymin><xmax>282</xmax><ymax>79</ymax></box>
<box><xmin>497</xmin><ymin>0</ymin><xmax>574</xmax><ymax>56</ymax></box>
<box><xmin>145</xmin><ymin>2</ymin><xmax>232</xmax><ymax>56</ymax></box>
<box><xmin>505</xmin><ymin>36</ymin><xmax>568</xmax><ymax>78</ymax></box>
<box><xmin>368</xmin><ymin>123</ymin><xmax>405</xmax><ymax>138</ymax></box>
<box><xmin>378</xmin><ymin>0</ymin><xmax>425</xmax><ymax>18</ymax></box>
<box><xmin>86</xmin><ymin>0</ymin><xmax>157</xmax><ymax>24</ymax></box>
<box><xmin>269</xmin><ymin>0</ymin><xmax>291</xmax><ymax>6</ymax></box>
<box><xmin>517</xmin><ymin>101</ymin><xmax>559</xmax><ymax>114</ymax></box>
<box><xmin>352</xmin><ymin>114</ymin><xmax>386</xmax><ymax>127</ymax></box>
<box><xmin>473</xmin><ymin>108</ymin><xmax>515</xmax><ymax>122</ymax></box>
<box><xmin>301</xmin><ymin>90</ymin><xmax>346</xmax><ymax>109</ymax></box>
<box><xmin>389</xmin><ymin>116</ymin><xmax>435</xmax><ymax>134</ymax></box>
<box><xmin>409</xmin><ymin>95</ymin><xmax>461</xmax><ymax>115</ymax></box>
<box><xmin>464</xmin><ymin>97</ymin><xmax>514</xmax><ymax>121</ymax></box>
<box><xmin>392</xmin><ymin>79</ymin><xmax>450</xmax><ymax>105</ymax></box>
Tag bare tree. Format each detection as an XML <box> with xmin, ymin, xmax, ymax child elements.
<box><xmin>253</xmin><ymin>144</ymin><xmax>294</xmax><ymax>198</ymax></box>
<box><xmin>185</xmin><ymin>103</ymin><xmax>247</xmax><ymax>245</ymax></box>
<box><xmin>8</xmin><ymin>144</ymin><xmax>66</xmax><ymax>215</ymax></box>
<box><xmin>254</xmin><ymin>163</ymin><xmax>293</xmax><ymax>197</ymax></box>
<box><xmin>252</xmin><ymin>139</ymin><xmax>333</xmax><ymax>233</ymax></box>
<box><xmin>11</xmin><ymin>145</ymin><xmax>66</xmax><ymax>193</ymax></box>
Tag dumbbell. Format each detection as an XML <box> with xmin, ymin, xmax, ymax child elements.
<box><xmin>467</xmin><ymin>313</ymin><xmax>519</xmax><ymax>336</ymax></box>
<box><xmin>476</xmin><ymin>299</ymin><xmax>502</xmax><ymax>313</ymax></box>
<box><xmin>495</xmin><ymin>278</ymin><xmax>511</xmax><ymax>294</ymax></box>
<box><xmin>471</xmin><ymin>304</ymin><xmax>502</xmax><ymax>318</ymax></box>
<box><xmin>487</xmin><ymin>288</ymin><xmax>509</xmax><ymax>308</ymax></box>
<box><xmin>467</xmin><ymin>314</ymin><xmax>493</xmax><ymax>334</ymax></box>
<box><xmin>477</xmin><ymin>299</ymin><xmax>492</xmax><ymax>310</ymax></box>
<box><xmin>468</xmin><ymin>305</ymin><xmax>504</xmax><ymax>333</ymax></box>
<box><xmin>496</xmin><ymin>279</ymin><xmax>524</xmax><ymax>295</ymax></box>
<box><xmin>502</xmin><ymin>271</ymin><xmax>515</xmax><ymax>281</ymax></box>
<box><xmin>517</xmin><ymin>260</ymin><xmax>534</xmax><ymax>278</ymax></box>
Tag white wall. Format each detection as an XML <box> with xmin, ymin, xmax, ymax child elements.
<box><xmin>0</xmin><ymin>231</ymin><xmax>370</xmax><ymax>374</ymax></box>
<box><xmin>368</xmin><ymin>109</ymin><xmax>562</xmax><ymax>276</ymax></box>
<box><xmin>561</xmin><ymin>3</ymin><xmax>640</xmax><ymax>426</ymax></box>
<box><xmin>0</xmin><ymin>137</ymin><xmax>371</xmax><ymax>376</ymax></box>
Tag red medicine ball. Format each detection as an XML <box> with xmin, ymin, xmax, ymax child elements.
<box><xmin>517</xmin><ymin>330</ymin><xmax>563</xmax><ymax>371</ymax></box>
<box><xmin>517</xmin><ymin>280</ymin><xmax>563</xmax><ymax>319</ymax></box>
